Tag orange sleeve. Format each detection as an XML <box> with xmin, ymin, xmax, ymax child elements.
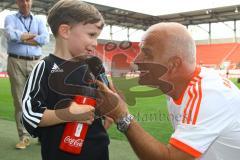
<box><xmin>169</xmin><ymin>138</ymin><xmax>202</xmax><ymax>158</ymax></box>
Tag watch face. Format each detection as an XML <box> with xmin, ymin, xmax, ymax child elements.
<box><xmin>117</xmin><ymin>114</ymin><xmax>134</xmax><ymax>132</ymax></box>
<box><xmin>117</xmin><ymin>121</ymin><xmax>126</xmax><ymax>132</ymax></box>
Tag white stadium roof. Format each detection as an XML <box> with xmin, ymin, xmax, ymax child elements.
<box><xmin>1</xmin><ymin>0</ymin><xmax>240</xmax><ymax>30</ymax></box>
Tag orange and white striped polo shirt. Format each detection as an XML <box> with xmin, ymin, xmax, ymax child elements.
<box><xmin>167</xmin><ymin>67</ymin><xmax>240</xmax><ymax>160</ymax></box>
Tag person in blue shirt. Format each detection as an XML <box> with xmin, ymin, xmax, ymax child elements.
<box><xmin>4</xmin><ymin>0</ymin><xmax>49</xmax><ymax>149</ymax></box>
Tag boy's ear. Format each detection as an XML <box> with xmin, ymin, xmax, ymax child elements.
<box><xmin>58</xmin><ymin>24</ymin><xmax>70</xmax><ymax>39</ymax></box>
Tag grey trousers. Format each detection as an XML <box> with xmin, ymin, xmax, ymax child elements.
<box><xmin>7</xmin><ymin>56</ymin><xmax>39</xmax><ymax>141</ymax></box>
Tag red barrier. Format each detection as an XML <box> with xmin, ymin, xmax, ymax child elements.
<box><xmin>0</xmin><ymin>72</ymin><xmax>9</xmax><ymax>78</ymax></box>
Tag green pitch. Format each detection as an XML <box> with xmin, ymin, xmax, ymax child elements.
<box><xmin>0</xmin><ymin>78</ymin><xmax>14</xmax><ymax>121</ymax></box>
<box><xmin>1</xmin><ymin>77</ymin><xmax>240</xmax><ymax>144</ymax></box>
<box><xmin>0</xmin><ymin>77</ymin><xmax>172</xmax><ymax>143</ymax></box>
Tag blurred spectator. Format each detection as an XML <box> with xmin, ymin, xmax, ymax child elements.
<box><xmin>4</xmin><ymin>0</ymin><xmax>49</xmax><ymax>149</ymax></box>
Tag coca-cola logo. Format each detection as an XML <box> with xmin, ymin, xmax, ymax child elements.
<box><xmin>64</xmin><ymin>136</ymin><xmax>84</xmax><ymax>147</ymax></box>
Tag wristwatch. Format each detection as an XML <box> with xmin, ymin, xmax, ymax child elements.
<box><xmin>117</xmin><ymin>114</ymin><xmax>134</xmax><ymax>133</ymax></box>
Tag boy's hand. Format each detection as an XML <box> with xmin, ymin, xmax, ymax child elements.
<box><xmin>55</xmin><ymin>102</ymin><xmax>95</xmax><ymax>124</ymax></box>
<box><xmin>69</xmin><ymin>102</ymin><xmax>95</xmax><ymax>124</ymax></box>
<box><xmin>103</xmin><ymin>116</ymin><xmax>114</xmax><ymax>130</ymax></box>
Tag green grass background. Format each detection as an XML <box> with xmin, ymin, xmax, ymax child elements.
<box><xmin>0</xmin><ymin>77</ymin><xmax>240</xmax><ymax>160</ymax></box>
<box><xmin>1</xmin><ymin>78</ymin><xmax>240</xmax><ymax>142</ymax></box>
<box><xmin>0</xmin><ymin>77</ymin><xmax>173</xmax><ymax>143</ymax></box>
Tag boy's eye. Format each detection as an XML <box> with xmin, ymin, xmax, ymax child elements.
<box><xmin>89</xmin><ymin>33</ymin><xmax>97</xmax><ymax>37</ymax></box>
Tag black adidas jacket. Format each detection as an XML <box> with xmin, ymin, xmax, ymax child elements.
<box><xmin>22</xmin><ymin>54</ymin><xmax>109</xmax><ymax>160</ymax></box>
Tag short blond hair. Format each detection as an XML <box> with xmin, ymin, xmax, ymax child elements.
<box><xmin>47</xmin><ymin>0</ymin><xmax>104</xmax><ymax>36</ymax></box>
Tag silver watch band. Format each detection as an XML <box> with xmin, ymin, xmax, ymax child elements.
<box><xmin>117</xmin><ymin>114</ymin><xmax>134</xmax><ymax>133</ymax></box>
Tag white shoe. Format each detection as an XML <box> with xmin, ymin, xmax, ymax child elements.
<box><xmin>15</xmin><ymin>137</ymin><xmax>30</xmax><ymax>149</ymax></box>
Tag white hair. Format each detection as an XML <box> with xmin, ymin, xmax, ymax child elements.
<box><xmin>150</xmin><ymin>22</ymin><xmax>196</xmax><ymax>64</ymax></box>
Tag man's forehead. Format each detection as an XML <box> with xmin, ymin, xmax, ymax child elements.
<box><xmin>139</xmin><ymin>33</ymin><xmax>151</xmax><ymax>46</ymax></box>
<box><xmin>139</xmin><ymin>40</ymin><xmax>148</xmax><ymax>50</ymax></box>
<box><xmin>144</xmin><ymin>30</ymin><xmax>162</xmax><ymax>42</ymax></box>
<box><xmin>140</xmin><ymin>32</ymin><xmax>160</xmax><ymax>49</ymax></box>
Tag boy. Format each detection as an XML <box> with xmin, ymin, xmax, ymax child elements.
<box><xmin>22</xmin><ymin>0</ymin><xmax>110</xmax><ymax>159</ymax></box>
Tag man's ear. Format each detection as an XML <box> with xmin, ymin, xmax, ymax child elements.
<box><xmin>167</xmin><ymin>56</ymin><xmax>182</xmax><ymax>73</ymax></box>
<box><xmin>58</xmin><ymin>24</ymin><xmax>70</xmax><ymax>39</ymax></box>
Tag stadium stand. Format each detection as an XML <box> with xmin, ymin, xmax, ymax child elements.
<box><xmin>94</xmin><ymin>42</ymin><xmax>240</xmax><ymax>79</ymax></box>
<box><xmin>196</xmin><ymin>43</ymin><xmax>240</xmax><ymax>68</ymax></box>
<box><xmin>1</xmin><ymin>27</ymin><xmax>240</xmax><ymax>74</ymax></box>
<box><xmin>1</xmin><ymin>2</ymin><xmax>240</xmax><ymax>76</ymax></box>
<box><xmin>95</xmin><ymin>42</ymin><xmax>240</xmax><ymax>69</ymax></box>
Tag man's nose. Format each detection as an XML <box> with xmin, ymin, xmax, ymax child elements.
<box><xmin>133</xmin><ymin>53</ymin><xmax>144</xmax><ymax>64</ymax></box>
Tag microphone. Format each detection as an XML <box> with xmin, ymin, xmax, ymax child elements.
<box><xmin>85</xmin><ymin>56</ymin><xmax>112</xmax><ymax>118</ymax></box>
<box><xmin>85</xmin><ymin>56</ymin><xmax>109</xmax><ymax>87</ymax></box>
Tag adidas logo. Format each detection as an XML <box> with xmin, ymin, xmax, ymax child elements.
<box><xmin>51</xmin><ymin>63</ymin><xmax>63</xmax><ymax>73</ymax></box>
